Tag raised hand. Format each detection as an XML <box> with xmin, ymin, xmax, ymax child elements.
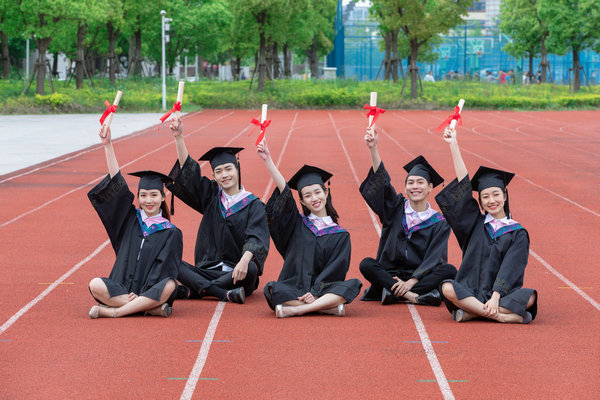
<box><xmin>443</xmin><ymin>126</ymin><xmax>457</xmax><ymax>144</ymax></box>
<box><xmin>100</xmin><ymin>125</ymin><xmax>112</xmax><ymax>145</ymax></box>
<box><xmin>365</xmin><ymin>127</ymin><xmax>378</xmax><ymax>149</ymax></box>
<box><xmin>170</xmin><ymin>116</ymin><xmax>183</xmax><ymax>138</ymax></box>
<box><xmin>256</xmin><ymin>138</ymin><xmax>271</xmax><ymax>161</ymax></box>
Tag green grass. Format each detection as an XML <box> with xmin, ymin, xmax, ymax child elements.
<box><xmin>0</xmin><ymin>77</ymin><xmax>598</xmax><ymax>114</ymax></box>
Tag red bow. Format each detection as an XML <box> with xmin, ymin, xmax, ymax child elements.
<box><xmin>249</xmin><ymin>118</ymin><xmax>271</xmax><ymax>146</ymax></box>
<box><xmin>99</xmin><ymin>100</ymin><xmax>117</xmax><ymax>125</ymax></box>
<box><xmin>159</xmin><ymin>102</ymin><xmax>182</xmax><ymax>123</ymax></box>
<box><xmin>435</xmin><ymin>106</ymin><xmax>462</xmax><ymax>132</ymax></box>
<box><xmin>364</xmin><ymin>104</ymin><xmax>386</xmax><ymax>128</ymax></box>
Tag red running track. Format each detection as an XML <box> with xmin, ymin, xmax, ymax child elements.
<box><xmin>1</xmin><ymin>110</ymin><xmax>599</xmax><ymax>399</ymax></box>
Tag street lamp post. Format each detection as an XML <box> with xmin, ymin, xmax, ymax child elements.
<box><xmin>161</xmin><ymin>10</ymin><xmax>167</xmax><ymax>110</ymax></box>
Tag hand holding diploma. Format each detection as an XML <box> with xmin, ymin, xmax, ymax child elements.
<box><xmin>364</xmin><ymin>92</ymin><xmax>385</xmax><ymax>129</ymax></box>
<box><xmin>160</xmin><ymin>81</ymin><xmax>185</xmax><ymax>123</ymax></box>
<box><xmin>99</xmin><ymin>90</ymin><xmax>122</xmax><ymax>138</ymax></box>
<box><xmin>435</xmin><ymin>99</ymin><xmax>464</xmax><ymax>133</ymax></box>
<box><xmin>250</xmin><ymin>104</ymin><xmax>271</xmax><ymax>146</ymax></box>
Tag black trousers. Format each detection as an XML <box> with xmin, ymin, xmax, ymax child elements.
<box><xmin>177</xmin><ymin>260</ymin><xmax>259</xmax><ymax>297</ymax></box>
<box><xmin>359</xmin><ymin>257</ymin><xmax>456</xmax><ymax>298</ymax></box>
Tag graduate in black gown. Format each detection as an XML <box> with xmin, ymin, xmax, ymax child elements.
<box><xmin>166</xmin><ymin>117</ymin><xmax>270</xmax><ymax>303</ymax></box>
<box><xmin>257</xmin><ymin>139</ymin><xmax>362</xmax><ymax>318</ymax></box>
<box><xmin>88</xmin><ymin>126</ymin><xmax>182</xmax><ymax>318</ymax></box>
<box><xmin>436</xmin><ymin>125</ymin><xmax>537</xmax><ymax>323</ymax></box>
<box><xmin>359</xmin><ymin>127</ymin><xmax>456</xmax><ymax>306</ymax></box>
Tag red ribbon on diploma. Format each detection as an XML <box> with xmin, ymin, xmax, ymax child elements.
<box><xmin>364</xmin><ymin>104</ymin><xmax>386</xmax><ymax>128</ymax></box>
<box><xmin>249</xmin><ymin>118</ymin><xmax>271</xmax><ymax>145</ymax></box>
<box><xmin>435</xmin><ymin>106</ymin><xmax>462</xmax><ymax>132</ymax></box>
<box><xmin>159</xmin><ymin>102</ymin><xmax>182</xmax><ymax>123</ymax></box>
<box><xmin>99</xmin><ymin>100</ymin><xmax>117</xmax><ymax>125</ymax></box>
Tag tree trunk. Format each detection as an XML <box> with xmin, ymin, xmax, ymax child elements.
<box><xmin>257</xmin><ymin>31</ymin><xmax>267</xmax><ymax>91</ymax></box>
<box><xmin>540</xmin><ymin>34</ymin><xmax>548</xmax><ymax>83</ymax></box>
<box><xmin>306</xmin><ymin>35</ymin><xmax>319</xmax><ymax>79</ymax></box>
<box><xmin>107</xmin><ymin>22</ymin><xmax>119</xmax><ymax>86</ymax></box>
<box><xmin>230</xmin><ymin>54</ymin><xmax>240</xmax><ymax>80</ymax></box>
<box><xmin>383</xmin><ymin>32</ymin><xmax>391</xmax><ymax>81</ymax></box>
<box><xmin>528</xmin><ymin>53</ymin><xmax>534</xmax><ymax>83</ymax></box>
<box><xmin>35</xmin><ymin>37</ymin><xmax>51</xmax><ymax>95</ymax></box>
<box><xmin>76</xmin><ymin>23</ymin><xmax>85</xmax><ymax>89</ymax></box>
<box><xmin>283</xmin><ymin>43</ymin><xmax>291</xmax><ymax>78</ymax></box>
<box><xmin>272</xmin><ymin>42</ymin><xmax>280</xmax><ymax>80</ymax></box>
<box><xmin>391</xmin><ymin>31</ymin><xmax>399</xmax><ymax>83</ymax></box>
<box><xmin>128</xmin><ymin>31</ymin><xmax>143</xmax><ymax>77</ymax></box>
<box><xmin>52</xmin><ymin>52</ymin><xmax>58</xmax><ymax>77</ymax></box>
<box><xmin>409</xmin><ymin>41</ymin><xmax>419</xmax><ymax>99</ymax></box>
<box><xmin>572</xmin><ymin>47</ymin><xmax>581</xmax><ymax>92</ymax></box>
<box><xmin>1</xmin><ymin>30</ymin><xmax>10</xmax><ymax>78</ymax></box>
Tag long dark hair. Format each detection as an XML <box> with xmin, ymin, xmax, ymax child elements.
<box><xmin>138</xmin><ymin>189</ymin><xmax>171</xmax><ymax>221</ymax></box>
<box><xmin>477</xmin><ymin>188</ymin><xmax>511</xmax><ymax>219</ymax></box>
<box><xmin>300</xmin><ymin>183</ymin><xmax>340</xmax><ymax>224</ymax></box>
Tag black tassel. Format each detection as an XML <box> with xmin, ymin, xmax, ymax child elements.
<box><xmin>171</xmin><ymin>192</ymin><xmax>175</xmax><ymax>215</ymax></box>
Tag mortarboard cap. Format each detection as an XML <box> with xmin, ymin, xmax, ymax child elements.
<box><xmin>403</xmin><ymin>155</ymin><xmax>444</xmax><ymax>188</ymax></box>
<box><xmin>198</xmin><ymin>147</ymin><xmax>244</xmax><ymax>170</ymax></box>
<box><xmin>128</xmin><ymin>170</ymin><xmax>172</xmax><ymax>191</ymax></box>
<box><xmin>288</xmin><ymin>165</ymin><xmax>333</xmax><ymax>193</ymax></box>
<box><xmin>471</xmin><ymin>166</ymin><xmax>515</xmax><ymax>192</ymax></box>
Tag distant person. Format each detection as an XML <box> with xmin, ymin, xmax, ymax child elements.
<box><xmin>257</xmin><ymin>139</ymin><xmax>362</xmax><ymax>318</ymax></box>
<box><xmin>436</xmin><ymin>125</ymin><xmax>538</xmax><ymax>324</ymax></box>
<box><xmin>499</xmin><ymin>70</ymin><xmax>508</xmax><ymax>84</ymax></box>
<box><xmin>240</xmin><ymin>70</ymin><xmax>246</xmax><ymax>80</ymax></box>
<box><xmin>358</xmin><ymin>127</ymin><xmax>456</xmax><ymax>306</ymax></box>
<box><xmin>474</xmin><ymin>71</ymin><xmax>480</xmax><ymax>81</ymax></box>
<box><xmin>88</xmin><ymin>126</ymin><xmax>182</xmax><ymax>319</ymax></box>
<box><xmin>167</xmin><ymin>117</ymin><xmax>270</xmax><ymax>304</ymax></box>
<box><xmin>536</xmin><ymin>71</ymin><xmax>542</xmax><ymax>84</ymax></box>
<box><xmin>424</xmin><ymin>71</ymin><xmax>435</xmax><ymax>82</ymax></box>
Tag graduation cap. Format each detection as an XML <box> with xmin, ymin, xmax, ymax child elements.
<box><xmin>128</xmin><ymin>170</ymin><xmax>172</xmax><ymax>191</ymax></box>
<box><xmin>471</xmin><ymin>166</ymin><xmax>515</xmax><ymax>192</ymax></box>
<box><xmin>288</xmin><ymin>165</ymin><xmax>333</xmax><ymax>193</ymax></box>
<box><xmin>198</xmin><ymin>147</ymin><xmax>244</xmax><ymax>170</ymax></box>
<box><xmin>403</xmin><ymin>155</ymin><xmax>444</xmax><ymax>188</ymax></box>
<box><xmin>128</xmin><ymin>170</ymin><xmax>175</xmax><ymax>215</ymax></box>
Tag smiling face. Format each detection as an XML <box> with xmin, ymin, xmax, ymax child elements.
<box><xmin>299</xmin><ymin>184</ymin><xmax>328</xmax><ymax>217</ymax></box>
<box><xmin>213</xmin><ymin>162</ymin><xmax>239</xmax><ymax>191</ymax></box>
<box><xmin>405</xmin><ymin>175</ymin><xmax>433</xmax><ymax>203</ymax></box>
<box><xmin>138</xmin><ymin>189</ymin><xmax>165</xmax><ymax>217</ymax></box>
<box><xmin>479</xmin><ymin>186</ymin><xmax>506</xmax><ymax>219</ymax></box>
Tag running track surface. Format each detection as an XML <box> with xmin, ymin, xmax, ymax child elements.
<box><xmin>1</xmin><ymin>110</ymin><xmax>599</xmax><ymax>400</ymax></box>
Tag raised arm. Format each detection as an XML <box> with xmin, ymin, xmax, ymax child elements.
<box><xmin>365</xmin><ymin>127</ymin><xmax>382</xmax><ymax>172</ymax></box>
<box><xmin>257</xmin><ymin>139</ymin><xmax>286</xmax><ymax>192</ymax></box>
<box><xmin>443</xmin><ymin>126</ymin><xmax>468</xmax><ymax>181</ymax></box>
<box><xmin>170</xmin><ymin>116</ymin><xmax>188</xmax><ymax>167</ymax></box>
<box><xmin>100</xmin><ymin>126</ymin><xmax>119</xmax><ymax>178</ymax></box>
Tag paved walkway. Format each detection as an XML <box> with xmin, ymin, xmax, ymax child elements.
<box><xmin>0</xmin><ymin>113</ymin><xmax>166</xmax><ymax>175</ymax></box>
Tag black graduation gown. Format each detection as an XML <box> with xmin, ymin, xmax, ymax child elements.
<box><xmin>88</xmin><ymin>172</ymin><xmax>182</xmax><ymax>302</ymax></box>
<box><xmin>359</xmin><ymin>162</ymin><xmax>453</xmax><ymax>280</ymax></box>
<box><xmin>435</xmin><ymin>176</ymin><xmax>537</xmax><ymax>319</ymax></box>
<box><xmin>166</xmin><ymin>155</ymin><xmax>270</xmax><ymax>275</ymax></box>
<box><xmin>263</xmin><ymin>185</ymin><xmax>362</xmax><ymax>310</ymax></box>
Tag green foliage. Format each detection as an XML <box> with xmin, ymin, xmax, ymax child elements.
<box><xmin>1</xmin><ymin>78</ymin><xmax>598</xmax><ymax>114</ymax></box>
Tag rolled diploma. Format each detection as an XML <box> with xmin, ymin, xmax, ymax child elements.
<box><xmin>175</xmin><ymin>81</ymin><xmax>185</xmax><ymax>119</ymax></box>
<box><xmin>449</xmin><ymin>99</ymin><xmax>465</xmax><ymax>129</ymax></box>
<box><xmin>369</xmin><ymin>92</ymin><xmax>377</xmax><ymax>127</ymax></box>
<box><xmin>101</xmin><ymin>90</ymin><xmax>122</xmax><ymax>137</ymax></box>
<box><xmin>261</xmin><ymin>104</ymin><xmax>268</xmax><ymax>124</ymax></box>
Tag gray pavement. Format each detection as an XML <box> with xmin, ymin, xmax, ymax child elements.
<box><xmin>0</xmin><ymin>113</ymin><xmax>166</xmax><ymax>175</ymax></box>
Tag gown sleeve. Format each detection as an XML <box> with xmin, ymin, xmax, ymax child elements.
<box><xmin>265</xmin><ymin>184</ymin><xmax>301</xmax><ymax>257</ymax></box>
<box><xmin>166</xmin><ymin>154</ymin><xmax>218</xmax><ymax>214</ymax></box>
<box><xmin>241</xmin><ymin>200</ymin><xmax>270</xmax><ymax>275</ymax></box>
<box><xmin>434</xmin><ymin>175</ymin><xmax>481</xmax><ymax>252</ymax></box>
<box><xmin>493</xmin><ymin>229</ymin><xmax>530</xmax><ymax>296</ymax></box>
<box><xmin>87</xmin><ymin>171</ymin><xmax>135</xmax><ymax>253</ymax></box>
<box><xmin>412</xmin><ymin>220</ymin><xmax>451</xmax><ymax>280</ymax></box>
<box><xmin>359</xmin><ymin>162</ymin><xmax>404</xmax><ymax>226</ymax></box>
<box><xmin>310</xmin><ymin>233</ymin><xmax>352</xmax><ymax>296</ymax></box>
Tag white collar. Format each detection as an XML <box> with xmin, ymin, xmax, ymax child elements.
<box><xmin>484</xmin><ymin>213</ymin><xmax>516</xmax><ymax>224</ymax></box>
<box><xmin>405</xmin><ymin>201</ymin><xmax>431</xmax><ymax>216</ymax></box>
<box><xmin>221</xmin><ymin>186</ymin><xmax>249</xmax><ymax>200</ymax></box>
<box><xmin>308</xmin><ymin>213</ymin><xmax>334</xmax><ymax>224</ymax></box>
<box><xmin>140</xmin><ymin>209</ymin><xmax>163</xmax><ymax>221</ymax></box>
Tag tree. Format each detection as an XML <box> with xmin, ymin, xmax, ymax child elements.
<box><xmin>303</xmin><ymin>0</ymin><xmax>337</xmax><ymax>79</ymax></box>
<box><xmin>374</xmin><ymin>0</ymin><xmax>472</xmax><ymax>98</ymax></box>
<box><xmin>499</xmin><ymin>0</ymin><xmax>548</xmax><ymax>83</ymax></box>
<box><xmin>0</xmin><ymin>0</ymin><xmax>23</xmax><ymax>78</ymax></box>
<box><xmin>539</xmin><ymin>0</ymin><xmax>600</xmax><ymax>91</ymax></box>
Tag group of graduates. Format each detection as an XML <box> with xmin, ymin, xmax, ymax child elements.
<box><xmin>87</xmin><ymin>116</ymin><xmax>537</xmax><ymax>323</ymax></box>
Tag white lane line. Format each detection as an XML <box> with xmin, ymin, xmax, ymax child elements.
<box><xmin>180</xmin><ymin>302</ymin><xmax>226</xmax><ymax>400</ymax></box>
<box><xmin>390</xmin><ymin>112</ymin><xmax>600</xmax><ymax>218</ymax></box>
<box><xmin>0</xmin><ymin>240</ymin><xmax>110</xmax><ymax>335</ymax></box>
<box><xmin>530</xmin><ymin>250</ymin><xmax>600</xmax><ymax>312</ymax></box>
<box><xmin>0</xmin><ymin>112</ymin><xmax>236</xmax><ymax>229</ymax></box>
<box><xmin>181</xmin><ymin>113</ymin><xmax>298</xmax><ymax>399</ymax></box>
<box><xmin>329</xmin><ymin>113</ymin><xmax>454</xmax><ymax>400</ymax></box>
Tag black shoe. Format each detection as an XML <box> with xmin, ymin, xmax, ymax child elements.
<box><xmin>381</xmin><ymin>288</ymin><xmax>397</xmax><ymax>305</ymax></box>
<box><xmin>175</xmin><ymin>285</ymin><xmax>191</xmax><ymax>300</ymax></box>
<box><xmin>360</xmin><ymin>287</ymin><xmax>380</xmax><ymax>302</ymax></box>
<box><xmin>226</xmin><ymin>287</ymin><xmax>246</xmax><ymax>304</ymax></box>
<box><xmin>416</xmin><ymin>289</ymin><xmax>442</xmax><ymax>306</ymax></box>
